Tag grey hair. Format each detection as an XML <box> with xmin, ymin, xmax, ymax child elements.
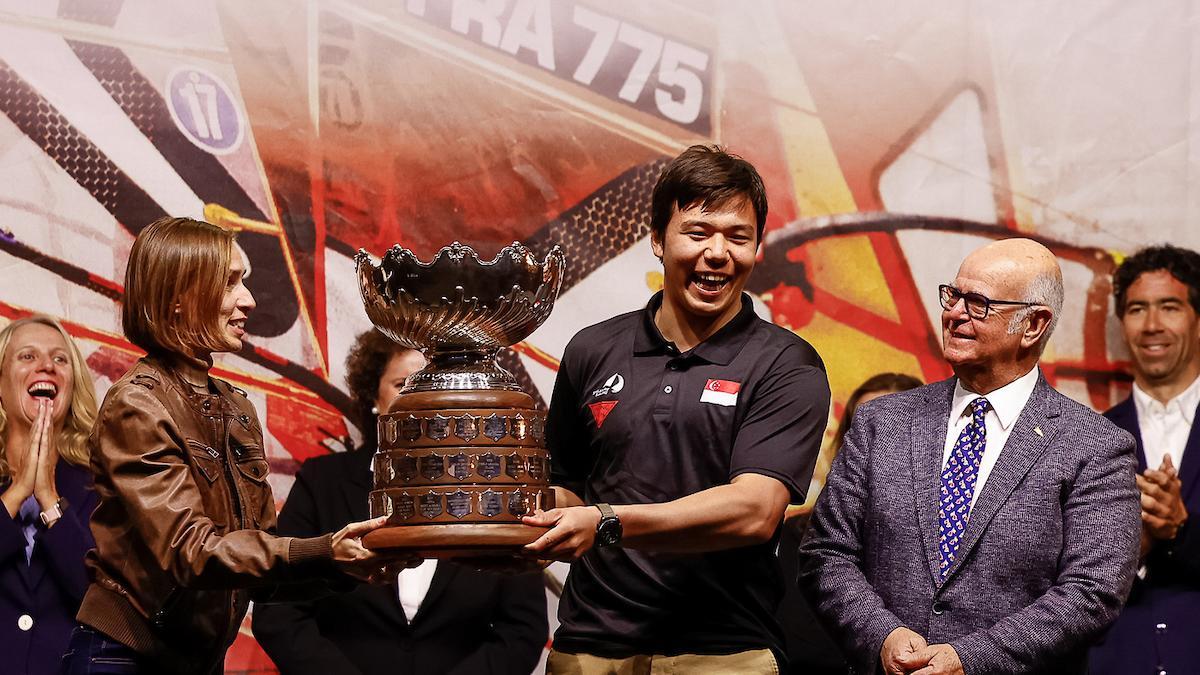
<box><xmin>1007</xmin><ymin>268</ymin><xmax>1063</xmax><ymax>354</ymax></box>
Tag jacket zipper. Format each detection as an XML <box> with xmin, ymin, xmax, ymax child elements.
<box><xmin>218</xmin><ymin>410</ymin><xmax>246</xmax><ymax>647</ymax></box>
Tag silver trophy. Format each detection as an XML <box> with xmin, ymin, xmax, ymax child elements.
<box><xmin>354</xmin><ymin>241</ymin><xmax>565</xmax><ymax>555</ymax></box>
<box><xmin>356</xmin><ymin>241</ymin><xmax>565</xmax><ymax>393</ymax></box>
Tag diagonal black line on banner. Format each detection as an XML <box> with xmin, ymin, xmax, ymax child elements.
<box><xmin>64</xmin><ymin>39</ymin><xmax>300</xmax><ymax>337</ymax></box>
<box><xmin>66</xmin><ymin>40</ymin><xmax>266</xmax><ymax>221</ymax></box>
<box><xmin>0</xmin><ymin>60</ymin><xmax>166</xmax><ymax>232</ymax></box>
<box><xmin>524</xmin><ymin>158</ymin><xmax>670</xmax><ymax>292</ymax></box>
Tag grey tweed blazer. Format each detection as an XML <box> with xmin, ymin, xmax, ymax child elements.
<box><xmin>799</xmin><ymin>373</ymin><xmax>1140</xmax><ymax>675</ymax></box>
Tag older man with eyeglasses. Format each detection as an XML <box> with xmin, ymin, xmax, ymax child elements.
<box><xmin>801</xmin><ymin>238</ymin><xmax>1141</xmax><ymax>675</ymax></box>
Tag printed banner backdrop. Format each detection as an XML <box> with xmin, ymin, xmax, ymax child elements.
<box><xmin>1</xmin><ymin>0</ymin><xmax>1197</xmax><ymax>671</ymax></box>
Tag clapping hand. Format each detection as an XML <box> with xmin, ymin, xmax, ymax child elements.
<box><xmin>1138</xmin><ymin>455</ymin><xmax>1188</xmax><ymax>541</ymax></box>
<box><xmin>1</xmin><ymin>399</ymin><xmax>57</xmax><ymax>520</ymax></box>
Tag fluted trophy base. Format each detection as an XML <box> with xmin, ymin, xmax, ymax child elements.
<box><xmin>364</xmin><ymin>388</ymin><xmax>554</xmax><ymax>559</ymax></box>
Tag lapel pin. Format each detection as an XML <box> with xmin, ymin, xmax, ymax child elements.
<box><xmin>1034</xmin><ymin>426</ymin><xmax>1044</xmax><ymax>437</ymax></box>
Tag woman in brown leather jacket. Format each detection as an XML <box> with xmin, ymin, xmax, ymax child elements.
<box><xmin>61</xmin><ymin>217</ymin><xmax>387</xmax><ymax>675</ymax></box>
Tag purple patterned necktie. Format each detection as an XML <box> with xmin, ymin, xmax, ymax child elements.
<box><xmin>938</xmin><ymin>397</ymin><xmax>990</xmax><ymax>580</ymax></box>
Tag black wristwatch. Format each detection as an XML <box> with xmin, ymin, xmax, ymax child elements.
<box><xmin>594</xmin><ymin>503</ymin><xmax>622</xmax><ymax>548</ymax></box>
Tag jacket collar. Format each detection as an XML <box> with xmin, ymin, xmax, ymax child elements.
<box><xmin>141</xmin><ymin>355</ymin><xmax>240</xmax><ymax>418</ymax></box>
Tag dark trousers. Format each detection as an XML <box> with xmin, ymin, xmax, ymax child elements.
<box><xmin>60</xmin><ymin>625</ymin><xmax>149</xmax><ymax>675</ymax></box>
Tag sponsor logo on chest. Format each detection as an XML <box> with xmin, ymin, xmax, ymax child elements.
<box><xmin>591</xmin><ymin>372</ymin><xmax>624</xmax><ymax>398</ymax></box>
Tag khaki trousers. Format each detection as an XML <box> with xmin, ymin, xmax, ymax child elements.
<box><xmin>546</xmin><ymin>648</ymin><xmax>779</xmax><ymax>675</ymax></box>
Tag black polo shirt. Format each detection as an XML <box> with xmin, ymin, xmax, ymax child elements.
<box><xmin>546</xmin><ymin>291</ymin><xmax>830</xmax><ymax>660</ymax></box>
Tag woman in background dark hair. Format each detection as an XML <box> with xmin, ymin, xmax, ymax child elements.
<box><xmin>777</xmin><ymin>372</ymin><xmax>922</xmax><ymax>675</ymax></box>
<box><xmin>829</xmin><ymin>373</ymin><xmax>925</xmax><ymax>458</ymax></box>
<box><xmin>253</xmin><ymin>329</ymin><xmax>549</xmax><ymax>675</ymax></box>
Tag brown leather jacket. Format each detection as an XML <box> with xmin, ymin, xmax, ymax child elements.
<box><xmin>78</xmin><ymin>356</ymin><xmax>336</xmax><ymax>673</ymax></box>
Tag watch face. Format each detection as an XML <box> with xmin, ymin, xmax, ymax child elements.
<box><xmin>597</xmin><ymin>518</ymin><xmax>622</xmax><ymax>547</ymax></box>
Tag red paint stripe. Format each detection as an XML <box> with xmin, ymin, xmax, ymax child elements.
<box><xmin>309</xmin><ymin>171</ymin><xmax>329</xmax><ymax>374</ymax></box>
<box><xmin>809</xmin><ymin>286</ymin><xmax>925</xmax><ymax>355</ymax></box>
<box><xmin>512</xmin><ymin>341</ymin><xmax>561</xmax><ymax>372</ymax></box>
<box><xmin>867</xmin><ymin>232</ymin><xmax>953</xmax><ymax>383</ymax></box>
<box><xmin>86</xmin><ymin>272</ymin><xmax>124</xmax><ymax>295</ymax></box>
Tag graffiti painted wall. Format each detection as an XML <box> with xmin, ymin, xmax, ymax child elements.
<box><xmin>1</xmin><ymin>0</ymin><xmax>1197</xmax><ymax>671</ymax></box>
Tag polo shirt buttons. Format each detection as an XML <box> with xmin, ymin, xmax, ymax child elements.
<box><xmin>664</xmin><ymin>386</ymin><xmax>673</xmax><ymax>394</ymax></box>
<box><xmin>17</xmin><ymin>614</ymin><xmax>32</xmax><ymax>631</ymax></box>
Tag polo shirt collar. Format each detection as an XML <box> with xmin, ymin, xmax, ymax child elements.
<box><xmin>633</xmin><ymin>291</ymin><xmax>757</xmax><ymax>365</ymax></box>
<box><xmin>951</xmin><ymin>365</ymin><xmax>1039</xmax><ymax>430</ymax></box>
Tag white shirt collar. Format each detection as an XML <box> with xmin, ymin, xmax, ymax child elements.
<box><xmin>951</xmin><ymin>366</ymin><xmax>1040</xmax><ymax>430</ymax></box>
<box><xmin>1132</xmin><ymin>373</ymin><xmax>1200</xmax><ymax>426</ymax></box>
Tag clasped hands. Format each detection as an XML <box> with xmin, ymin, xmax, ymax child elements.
<box><xmin>1138</xmin><ymin>454</ymin><xmax>1187</xmax><ymax>544</ymax></box>
<box><xmin>1</xmin><ymin>399</ymin><xmax>63</xmax><ymax>522</ymax></box>
<box><xmin>881</xmin><ymin>627</ymin><xmax>963</xmax><ymax>675</ymax></box>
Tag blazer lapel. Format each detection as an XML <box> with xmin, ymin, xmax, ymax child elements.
<box><xmin>940</xmin><ymin>375</ymin><xmax>1058</xmax><ymax>586</ymax></box>
<box><xmin>410</xmin><ymin>561</ymin><xmax>456</xmax><ymax>628</ymax></box>
<box><xmin>344</xmin><ymin>447</ymin><xmax>374</xmax><ymax>521</ymax></box>
<box><xmin>1178</xmin><ymin>399</ymin><xmax>1200</xmax><ymax>502</ymax></box>
<box><xmin>1106</xmin><ymin>396</ymin><xmax>1146</xmax><ymax>472</ymax></box>
<box><xmin>914</xmin><ymin>379</ymin><xmax>956</xmax><ymax>586</ymax></box>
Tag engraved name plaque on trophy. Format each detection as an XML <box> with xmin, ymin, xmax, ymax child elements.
<box><xmin>355</xmin><ymin>241</ymin><xmax>564</xmax><ymax>556</ymax></box>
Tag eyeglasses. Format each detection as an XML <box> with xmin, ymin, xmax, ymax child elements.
<box><xmin>938</xmin><ymin>284</ymin><xmax>1041</xmax><ymax>320</ymax></box>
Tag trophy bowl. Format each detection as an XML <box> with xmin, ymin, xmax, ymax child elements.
<box><xmin>354</xmin><ymin>241</ymin><xmax>565</xmax><ymax>556</ymax></box>
<box><xmin>357</xmin><ymin>241</ymin><xmax>565</xmax><ymax>393</ymax></box>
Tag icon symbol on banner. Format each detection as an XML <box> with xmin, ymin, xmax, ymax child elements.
<box><xmin>166</xmin><ymin>66</ymin><xmax>245</xmax><ymax>155</ymax></box>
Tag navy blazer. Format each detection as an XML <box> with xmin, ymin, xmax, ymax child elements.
<box><xmin>252</xmin><ymin>446</ymin><xmax>549</xmax><ymax>675</ymax></box>
<box><xmin>801</xmin><ymin>375</ymin><xmax>1141</xmax><ymax>675</ymax></box>
<box><xmin>0</xmin><ymin>460</ymin><xmax>96</xmax><ymax>675</ymax></box>
<box><xmin>1089</xmin><ymin>395</ymin><xmax>1200</xmax><ymax>675</ymax></box>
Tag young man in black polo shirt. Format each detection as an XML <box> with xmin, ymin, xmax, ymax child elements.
<box><xmin>523</xmin><ymin>145</ymin><xmax>830</xmax><ymax>673</ymax></box>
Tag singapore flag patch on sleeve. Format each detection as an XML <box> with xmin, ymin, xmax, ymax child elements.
<box><xmin>700</xmin><ymin>379</ymin><xmax>740</xmax><ymax>406</ymax></box>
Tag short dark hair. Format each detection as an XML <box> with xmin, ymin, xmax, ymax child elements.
<box><xmin>650</xmin><ymin>145</ymin><xmax>768</xmax><ymax>242</ymax></box>
<box><xmin>1113</xmin><ymin>244</ymin><xmax>1200</xmax><ymax>316</ymax></box>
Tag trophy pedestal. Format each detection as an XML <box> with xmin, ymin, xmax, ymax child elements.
<box><xmin>364</xmin><ymin>389</ymin><xmax>555</xmax><ymax>557</ymax></box>
<box><xmin>362</xmin><ymin>523</ymin><xmax>547</xmax><ymax>558</ymax></box>
<box><xmin>355</xmin><ymin>241</ymin><xmax>567</xmax><ymax>560</ymax></box>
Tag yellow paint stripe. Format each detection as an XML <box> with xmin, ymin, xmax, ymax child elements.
<box><xmin>748</xmin><ymin>9</ymin><xmax>857</xmax><ymax>216</ymax></box>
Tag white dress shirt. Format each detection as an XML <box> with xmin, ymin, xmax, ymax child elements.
<box><xmin>943</xmin><ymin>366</ymin><xmax>1040</xmax><ymax>513</ymax></box>
<box><xmin>367</xmin><ymin>467</ymin><xmax>439</xmax><ymax>621</ymax></box>
<box><xmin>1132</xmin><ymin>374</ymin><xmax>1200</xmax><ymax>472</ymax></box>
<box><xmin>396</xmin><ymin>559</ymin><xmax>438</xmax><ymax>622</ymax></box>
